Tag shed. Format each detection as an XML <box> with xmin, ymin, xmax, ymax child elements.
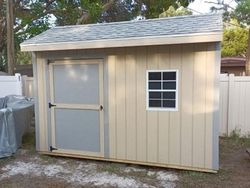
<box><xmin>221</xmin><ymin>57</ymin><xmax>246</xmax><ymax>76</ymax></box>
<box><xmin>21</xmin><ymin>14</ymin><xmax>222</xmax><ymax>172</ymax></box>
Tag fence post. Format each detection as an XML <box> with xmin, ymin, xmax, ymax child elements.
<box><xmin>22</xmin><ymin>75</ymin><xmax>27</xmax><ymax>96</ymax></box>
<box><xmin>227</xmin><ymin>74</ymin><xmax>235</xmax><ymax>136</ymax></box>
<box><xmin>15</xmin><ymin>73</ymin><xmax>22</xmax><ymax>95</ymax></box>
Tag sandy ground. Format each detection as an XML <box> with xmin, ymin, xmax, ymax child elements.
<box><xmin>0</xmin><ymin>149</ymin><xmax>178</xmax><ymax>188</ymax></box>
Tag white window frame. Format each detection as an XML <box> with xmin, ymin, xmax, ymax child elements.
<box><xmin>146</xmin><ymin>69</ymin><xmax>178</xmax><ymax>111</ymax></box>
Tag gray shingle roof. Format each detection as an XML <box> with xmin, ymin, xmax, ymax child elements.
<box><xmin>22</xmin><ymin>14</ymin><xmax>222</xmax><ymax>46</ymax></box>
<box><xmin>21</xmin><ymin>14</ymin><xmax>223</xmax><ymax>51</ymax></box>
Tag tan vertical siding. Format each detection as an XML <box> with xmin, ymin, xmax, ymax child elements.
<box><xmin>205</xmin><ymin>43</ymin><xmax>216</xmax><ymax>168</ymax></box>
<box><xmin>135</xmin><ymin>47</ymin><xmax>147</xmax><ymax>161</ymax></box>
<box><xmin>125</xmin><ymin>48</ymin><xmax>137</xmax><ymax>160</ymax></box>
<box><xmin>180</xmin><ymin>44</ymin><xmax>194</xmax><ymax>167</ymax></box>
<box><xmin>107</xmin><ymin>44</ymin><xmax>218</xmax><ymax>170</ymax></box>
<box><xmin>169</xmin><ymin>45</ymin><xmax>182</xmax><ymax>165</ymax></box>
<box><xmin>38</xmin><ymin>43</ymin><xmax>218</xmax><ymax>171</ymax></box>
<box><xmin>192</xmin><ymin>43</ymin><xmax>207</xmax><ymax>168</ymax></box>
<box><xmin>115</xmin><ymin>49</ymin><xmax>127</xmax><ymax>159</ymax></box>
<box><xmin>36</xmin><ymin>53</ymin><xmax>48</xmax><ymax>151</ymax></box>
<box><xmin>146</xmin><ymin>47</ymin><xmax>159</xmax><ymax>163</ymax></box>
<box><xmin>107</xmin><ymin>54</ymin><xmax>117</xmax><ymax>158</ymax></box>
<box><xmin>158</xmin><ymin>46</ymin><xmax>170</xmax><ymax>164</ymax></box>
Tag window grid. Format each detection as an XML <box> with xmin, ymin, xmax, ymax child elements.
<box><xmin>147</xmin><ymin>70</ymin><xmax>178</xmax><ymax>111</ymax></box>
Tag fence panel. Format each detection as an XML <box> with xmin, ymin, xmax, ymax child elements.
<box><xmin>220</xmin><ymin>74</ymin><xmax>250</xmax><ymax>136</ymax></box>
<box><xmin>219</xmin><ymin>75</ymin><xmax>229</xmax><ymax>136</ymax></box>
<box><xmin>0</xmin><ymin>74</ymin><xmax>22</xmax><ymax>98</ymax></box>
<box><xmin>0</xmin><ymin>74</ymin><xmax>34</xmax><ymax>98</ymax></box>
<box><xmin>22</xmin><ymin>76</ymin><xmax>34</xmax><ymax>98</ymax></box>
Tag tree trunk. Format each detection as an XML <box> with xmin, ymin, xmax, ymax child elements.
<box><xmin>246</xmin><ymin>28</ymin><xmax>250</xmax><ymax>76</ymax></box>
<box><xmin>7</xmin><ymin>0</ymin><xmax>14</xmax><ymax>75</ymax></box>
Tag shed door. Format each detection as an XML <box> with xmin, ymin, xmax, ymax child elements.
<box><xmin>49</xmin><ymin>59</ymin><xmax>104</xmax><ymax>157</ymax></box>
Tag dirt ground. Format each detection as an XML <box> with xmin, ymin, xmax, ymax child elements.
<box><xmin>0</xmin><ymin>128</ymin><xmax>250</xmax><ymax>188</ymax></box>
<box><xmin>177</xmin><ymin>136</ymin><xmax>250</xmax><ymax>188</ymax></box>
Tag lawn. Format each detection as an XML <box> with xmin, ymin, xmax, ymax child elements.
<box><xmin>0</xmin><ymin>128</ymin><xmax>250</xmax><ymax>188</ymax></box>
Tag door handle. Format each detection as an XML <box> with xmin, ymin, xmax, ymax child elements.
<box><xmin>100</xmin><ymin>105</ymin><xmax>103</xmax><ymax>111</ymax></box>
<box><xmin>49</xmin><ymin>102</ymin><xmax>56</xmax><ymax>108</ymax></box>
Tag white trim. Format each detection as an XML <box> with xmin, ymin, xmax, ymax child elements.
<box><xmin>21</xmin><ymin>32</ymin><xmax>222</xmax><ymax>52</ymax></box>
<box><xmin>146</xmin><ymin>69</ymin><xmax>179</xmax><ymax>111</ymax></box>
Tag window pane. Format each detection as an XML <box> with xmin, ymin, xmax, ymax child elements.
<box><xmin>149</xmin><ymin>100</ymin><xmax>161</xmax><ymax>107</ymax></box>
<box><xmin>163</xmin><ymin>92</ymin><xmax>175</xmax><ymax>99</ymax></box>
<box><xmin>149</xmin><ymin>72</ymin><xmax>161</xmax><ymax>80</ymax></box>
<box><xmin>163</xmin><ymin>72</ymin><xmax>176</xmax><ymax>80</ymax></box>
<box><xmin>163</xmin><ymin>82</ymin><xmax>176</xmax><ymax>89</ymax></box>
<box><xmin>149</xmin><ymin>92</ymin><xmax>161</xmax><ymax>99</ymax></box>
<box><xmin>149</xmin><ymin>82</ymin><xmax>161</xmax><ymax>89</ymax></box>
<box><xmin>163</xmin><ymin>100</ymin><xmax>175</xmax><ymax>108</ymax></box>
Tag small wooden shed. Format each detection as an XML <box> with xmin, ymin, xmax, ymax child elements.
<box><xmin>21</xmin><ymin>14</ymin><xmax>222</xmax><ymax>172</ymax></box>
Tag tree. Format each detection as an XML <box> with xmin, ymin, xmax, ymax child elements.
<box><xmin>159</xmin><ymin>2</ymin><xmax>192</xmax><ymax>18</ymax></box>
<box><xmin>7</xmin><ymin>0</ymin><xmax>15</xmax><ymax>75</ymax></box>
<box><xmin>222</xmin><ymin>26</ymin><xmax>249</xmax><ymax>57</ymax></box>
<box><xmin>209</xmin><ymin>0</ymin><xmax>250</xmax><ymax>74</ymax></box>
<box><xmin>132</xmin><ymin>0</ymin><xmax>193</xmax><ymax>19</ymax></box>
<box><xmin>0</xmin><ymin>1</ymin><xmax>7</xmax><ymax>71</ymax></box>
<box><xmin>234</xmin><ymin>0</ymin><xmax>250</xmax><ymax>25</ymax></box>
<box><xmin>234</xmin><ymin>0</ymin><xmax>250</xmax><ymax>75</ymax></box>
<box><xmin>0</xmin><ymin>0</ymin><xmax>195</xmax><ymax>72</ymax></box>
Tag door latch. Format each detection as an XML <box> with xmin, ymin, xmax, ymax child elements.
<box><xmin>49</xmin><ymin>102</ymin><xmax>56</xmax><ymax>108</ymax></box>
<box><xmin>100</xmin><ymin>105</ymin><xmax>104</xmax><ymax>111</ymax></box>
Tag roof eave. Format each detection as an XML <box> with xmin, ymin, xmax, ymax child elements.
<box><xmin>21</xmin><ymin>32</ymin><xmax>222</xmax><ymax>52</ymax></box>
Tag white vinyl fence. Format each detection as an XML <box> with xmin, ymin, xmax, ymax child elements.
<box><xmin>22</xmin><ymin>76</ymin><xmax>34</xmax><ymax>98</ymax></box>
<box><xmin>0</xmin><ymin>74</ymin><xmax>34</xmax><ymax>98</ymax></box>
<box><xmin>220</xmin><ymin>74</ymin><xmax>250</xmax><ymax>136</ymax></box>
<box><xmin>0</xmin><ymin>74</ymin><xmax>22</xmax><ymax>97</ymax></box>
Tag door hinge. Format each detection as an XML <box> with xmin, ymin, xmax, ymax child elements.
<box><xmin>49</xmin><ymin>146</ymin><xmax>58</xmax><ymax>152</ymax></box>
<box><xmin>49</xmin><ymin>102</ymin><xmax>56</xmax><ymax>108</ymax></box>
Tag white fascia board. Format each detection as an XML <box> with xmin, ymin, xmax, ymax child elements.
<box><xmin>21</xmin><ymin>32</ymin><xmax>222</xmax><ymax>52</ymax></box>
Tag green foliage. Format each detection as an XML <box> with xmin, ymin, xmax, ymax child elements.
<box><xmin>215</xmin><ymin>0</ymin><xmax>250</xmax><ymax>59</ymax></box>
<box><xmin>134</xmin><ymin>0</ymin><xmax>193</xmax><ymax>19</ymax></box>
<box><xmin>234</xmin><ymin>0</ymin><xmax>250</xmax><ymax>25</ymax></box>
<box><xmin>16</xmin><ymin>52</ymin><xmax>32</xmax><ymax>65</ymax></box>
<box><xmin>159</xmin><ymin>2</ymin><xmax>192</xmax><ymax>18</ymax></box>
<box><xmin>53</xmin><ymin>0</ymin><xmax>103</xmax><ymax>25</ymax></box>
<box><xmin>0</xmin><ymin>0</ymin><xmax>195</xmax><ymax>71</ymax></box>
<box><xmin>222</xmin><ymin>27</ymin><xmax>249</xmax><ymax>57</ymax></box>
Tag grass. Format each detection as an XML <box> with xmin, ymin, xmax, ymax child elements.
<box><xmin>0</xmin><ymin>156</ymin><xmax>15</xmax><ymax>167</ymax></box>
<box><xmin>21</xmin><ymin>129</ymin><xmax>35</xmax><ymax>151</ymax></box>
<box><xmin>39</xmin><ymin>154</ymin><xmax>58</xmax><ymax>164</ymax></box>
<box><xmin>97</xmin><ymin>162</ymin><xmax>155</xmax><ymax>179</ymax></box>
<box><xmin>97</xmin><ymin>162</ymin><xmax>122</xmax><ymax>174</ymax></box>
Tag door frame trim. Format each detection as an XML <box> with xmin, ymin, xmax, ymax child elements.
<box><xmin>49</xmin><ymin>59</ymin><xmax>104</xmax><ymax>157</ymax></box>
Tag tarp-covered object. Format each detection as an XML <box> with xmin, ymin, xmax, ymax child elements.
<box><xmin>0</xmin><ymin>95</ymin><xmax>34</xmax><ymax>158</ymax></box>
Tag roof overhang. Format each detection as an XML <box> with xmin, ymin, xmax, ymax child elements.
<box><xmin>21</xmin><ymin>32</ymin><xmax>222</xmax><ymax>52</ymax></box>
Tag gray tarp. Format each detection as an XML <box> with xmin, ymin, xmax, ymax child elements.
<box><xmin>0</xmin><ymin>95</ymin><xmax>34</xmax><ymax>158</ymax></box>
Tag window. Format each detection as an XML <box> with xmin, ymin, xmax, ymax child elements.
<box><xmin>147</xmin><ymin>70</ymin><xmax>178</xmax><ymax>111</ymax></box>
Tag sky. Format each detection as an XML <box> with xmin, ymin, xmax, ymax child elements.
<box><xmin>188</xmin><ymin>0</ymin><xmax>237</xmax><ymax>14</ymax></box>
